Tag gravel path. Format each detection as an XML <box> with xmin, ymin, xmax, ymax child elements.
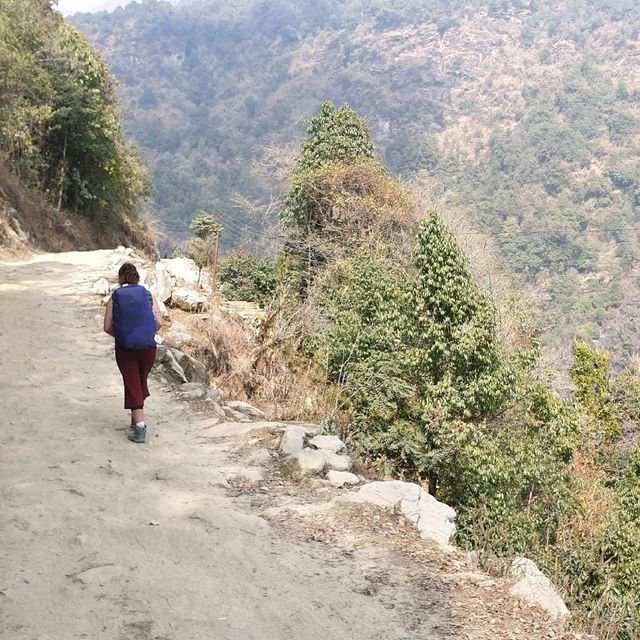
<box><xmin>0</xmin><ymin>251</ymin><xmax>440</xmax><ymax>640</ymax></box>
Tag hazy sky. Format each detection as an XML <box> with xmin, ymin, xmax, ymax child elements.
<box><xmin>55</xmin><ymin>0</ymin><xmax>130</xmax><ymax>15</ymax></box>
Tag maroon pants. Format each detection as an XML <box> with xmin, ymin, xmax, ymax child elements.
<box><xmin>115</xmin><ymin>347</ymin><xmax>157</xmax><ymax>409</ymax></box>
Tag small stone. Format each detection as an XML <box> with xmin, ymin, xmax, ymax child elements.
<box><xmin>322</xmin><ymin>452</ymin><xmax>352</xmax><ymax>472</ymax></box>
<box><xmin>309</xmin><ymin>435</ymin><xmax>346</xmax><ymax>454</ymax></box>
<box><xmin>75</xmin><ymin>533</ymin><xmax>89</xmax><ymax>547</ymax></box>
<box><xmin>93</xmin><ymin>278</ymin><xmax>110</xmax><ymax>296</ymax></box>
<box><xmin>179</xmin><ymin>382</ymin><xmax>210</xmax><ymax>399</ymax></box>
<box><xmin>295</xmin><ymin>449</ymin><xmax>325</xmax><ymax>474</ymax></box>
<box><xmin>326</xmin><ymin>470</ymin><xmax>360</xmax><ymax>488</ymax></box>
<box><xmin>207</xmin><ymin>399</ymin><xmax>226</xmax><ymax>419</ymax></box>
<box><xmin>225</xmin><ymin>400</ymin><xmax>265</xmax><ymax>420</ymax></box>
<box><xmin>279</xmin><ymin>426</ymin><xmax>306</xmax><ymax>456</ymax></box>
<box><xmin>223</xmin><ymin>406</ymin><xmax>250</xmax><ymax>422</ymax></box>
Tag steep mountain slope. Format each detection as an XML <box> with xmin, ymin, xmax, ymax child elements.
<box><xmin>71</xmin><ymin>0</ymin><xmax>640</xmax><ymax>356</ymax></box>
<box><xmin>0</xmin><ymin>0</ymin><xmax>154</xmax><ymax>254</ymax></box>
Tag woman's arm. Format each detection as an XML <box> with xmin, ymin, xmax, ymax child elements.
<box><xmin>152</xmin><ymin>296</ymin><xmax>164</xmax><ymax>330</ymax></box>
<box><xmin>103</xmin><ymin>298</ymin><xmax>114</xmax><ymax>336</ymax></box>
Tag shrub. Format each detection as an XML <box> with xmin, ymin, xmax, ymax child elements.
<box><xmin>217</xmin><ymin>251</ymin><xmax>276</xmax><ymax>306</ymax></box>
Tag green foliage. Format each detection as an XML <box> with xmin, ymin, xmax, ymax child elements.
<box><xmin>295</xmin><ymin>101</ymin><xmax>374</xmax><ymax>172</ymax></box>
<box><xmin>571</xmin><ymin>340</ymin><xmax>620</xmax><ymax>441</ymax></box>
<box><xmin>283</xmin><ymin>101</ymin><xmax>375</xmax><ymax>232</ymax></box>
<box><xmin>0</xmin><ymin>0</ymin><xmax>149</xmax><ymax>233</ymax></box>
<box><xmin>410</xmin><ymin>213</ymin><xmax>517</xmax><ymax>421</ymax></box>
<box><xmin>71</xmin><ymin>1</ymin><xmax>640</xmax><ymax>356</ymax></box>
<box><xmin>189</xmin><ymin>210</ymin><xmax>221</xmax><ymax>239</ymax></box>
<box><xmin>218</xmin><ymin>251</ymin><xmax>276</xmax><ymax>306</ymax></box>
<box><xmin>436</xmin><ymin>385</ymin><xmax>580</xmax><ymax>554</ymax></box>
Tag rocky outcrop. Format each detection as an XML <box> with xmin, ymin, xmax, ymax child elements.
<box><xmin>509</xmin><ymin>558</ymin><xmax>569</xmax><ymax>619</ymax></box>
<box><xmin>170</xmin><ymin>287</ymin><xmax>207</xmax><ymax>312</ymax></box>
<box><xmin>341</xmin><ymin>481</ymin><xmax>457</xmax><ymax>550</ymax></box>
<box><xmin>163</xmin><ymin>321</ymin><xmax>194</xmax><ymax>349</ymax></box>
<box><xmin>0</xmin><ymin>203</ymin><xmax>29</xmax><ymax>251</ymax></box>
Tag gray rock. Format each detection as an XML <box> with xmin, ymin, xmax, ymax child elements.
<box><xmin>295</xmin><ymin>449</ymin><xmax>326</xmax><ymax>474</ymax></box>
<box><xmin>279</xmin><ymin>426</ymin><xmax>307</xmax><ymax>456</ymax></box>
<box><xmin>223</xmin><ymin>406</ymin><xmax>251</xmax><ymax>422</ymax></box>
<box><xmin>322</xmin><ymin>452</ymin><xmax>352</xmax><ymax>472</ymax></box>
<box><xmin>327</xmin><ymin>471</ymin><xmax>360</xmax><ymax>488</ymax></box>
<box><xmin>509</xmin><ymin>557</ymin><xmax>569</xmax><ymax>619</ymax></box>
<box><xmin>162</xmin><ymin>257</ymin><xmax>210</xmax><ymax>291</ymax></box>
<box><xmin>309</xmin><ymin>435</ymin><xmax>346</xmax><ymax>454</ymax></box>
<box><xmin>176</xmin><ymin>352</ymin><xmax>208</xmax><ymax>384</ymax></box>
<box><xmin>207</xmin><ymin>399</ymin><xmax>226</xmax><ymax>419</ymax></box>
<box><xmin>171</xmin><ymin>287</ymin><xmax>207</xmax><ymax>312</ymax></box>
<box><xmin>179</xmin><ymin>382</ymin><xmax>210</xmax><ymax>399</ymax></box>
<box><xmin>298</xmin><ymin>423</ymin><xmax>323</xmax><ymax>436</ymax></box>
<box><xmin>225</xmin><ymin>400</ymin><xmax>265</xmax><ymax>420</ymax></box>
<box><xmin>341</xmin><ymin>480</ymin><xmax>456</xmax><ymax>550</ymax></box>
<box><xmin>151</xmin><ymin>262</ymin><xmax>173</xmax><ymax>304</ymax></box>
<box><xmin>164</xmin><ymin>321</ymin><xmax>194</xmax><ymax>349</ymax></box>
<box><xmin>155</xmin><ymin>344</ymin><xmax>188</xmax><ymax>384</ymax></box>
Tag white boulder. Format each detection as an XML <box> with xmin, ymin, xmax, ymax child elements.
<box><xmin>171</xmin><ymin>287</ymin><xmax>207</xmax><ymax>312</ymax></box>
<box><xmin>309</xmin><ymin>435</ymin><xmax>346</xmax><ymax>454</ymax></box>
<box><xmin>280</xmin><ymin>426</ymin><xmax>307</xmax><ymax>456</ymax></box>
<box><xmin>93</xmin><ymin>278</ymin><xmax>110</xmax><ymax>296</ymax></box>
<box><xmin>164</xmin><ymin>322</ymin><xmax>194</xmax><ymax>349</ymax></box>
<box><xmin>322</xmin><ymin>452</ymin><xmax>352</xmax><ymax>472</ymax></box>
<box><xmin>162</xmin><ymin>257</ymin><xmax>210</xmax><ymax>291</ymax></box>
<box><xmin>327</xmin><ymin>471</ymin><xmax>360</xmax><ymax>488</ymax></box>
<box><xmin>295</xmin><ymin>449</ymin><xmax>326</xmax><ymax>474</ymax></box>
<box><xmin>509</xmin><ymin>557</ymin><xmax>569</xmax><ymax>619</ymax></box>
<box><xmin>151</xmin><ymin>261</ymin><xmax>173</xmax><ymax>304</ymax></box>
<box><xmin>225</xmin><ymin>400</ymin><xmax>265</xmax><ymax>420</ymax></box>
<box><xmin>341</xmin><ymin>481</ymin><xmax>456</xmax><ymax>550</ymax></box>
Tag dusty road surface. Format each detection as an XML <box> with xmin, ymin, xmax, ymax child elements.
<box><xmin>0</xmin><ymin>251</ymin><xmax>444</xmax><ymax>640</ymax></box>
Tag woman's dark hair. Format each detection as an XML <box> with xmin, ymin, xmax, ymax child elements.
<box><xmin>118</xmin><ymin>262</ymin><xmax>140</xmax><ymax>285</ymax></box>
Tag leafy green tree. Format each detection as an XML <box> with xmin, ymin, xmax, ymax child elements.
<box><xmin>282</xmin><ymin>101</ymin><xmax>375</xmax><ymax>231</ymax></box>
<box><xmin>189</xmin><ymin>210</ymin><xmax>221</xmax><ymax>239</ymax></box>
<box><xmin>217</xmin><ymin>251</ymin><xmax>276</xmax><ymax>306</ymax></box>
<box><xmin>0</xmin><ymin>1</ymin><xmax>149</xmax><ymax>241</ymax></box>
<box><xmin>295</xmin><ymin>101</ymin><xmax>374</xmax><ymax>173</ymax></box>
<box><xmin>410</xmin><ymin>212</ymin><xmax>517</xmax><ymax>421</ymax></box>
<box><xmin>187</xmin><ymin>210</ymin><xmax>222</xmax><ymax>285</ymax></box>
<box><xmin>571</xmin><ymin>339</ymin><xmax>620</xmax><ymax>441</ymax></box>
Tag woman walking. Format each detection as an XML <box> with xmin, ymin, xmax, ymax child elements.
<box><xmin>103</xmin><ymin>262</ymin><xmax>163</xmax><ymax>443</ymax></box>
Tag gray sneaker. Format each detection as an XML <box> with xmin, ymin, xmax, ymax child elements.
<box><xmin>128</xmin><ymin>424</ymin><xmax>146</xmax><ymax>444</ymax></box>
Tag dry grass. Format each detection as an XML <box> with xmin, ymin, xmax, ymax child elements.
<box><xmin>170</xmin><ymin>294</ymin><xmax>333</xmax><ymax>421</ymax></box>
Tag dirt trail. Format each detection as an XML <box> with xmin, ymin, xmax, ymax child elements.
<box><xmin>0</xmin><ymin>251</ymin><xmax>445</xmax><ymax>640</ymax></box>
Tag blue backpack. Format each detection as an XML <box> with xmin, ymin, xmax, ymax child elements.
<box><xmin>112</xmin><ymin>285</ymin><xmax>157</xmax><ymax>350</ymax></box>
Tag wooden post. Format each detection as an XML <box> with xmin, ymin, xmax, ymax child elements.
<box><xmin>212</xmin><ymin>229</ymin><xmax>220</xmax><ymax>287</ymax></box>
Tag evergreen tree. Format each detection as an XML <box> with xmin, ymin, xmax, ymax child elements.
<box><xmin>282</xmin><ymin>101</ymin><xmax>374</xmax><ymax>231</ymax></box>
<box><xmin>410</xmin><ymin>212</ymin><xmax>516</xmax><ymax>420</ymax></box>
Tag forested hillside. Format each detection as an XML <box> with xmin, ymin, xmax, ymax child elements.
<box><xmin>0</xmin><ymin>0</ymin><xmax>153</xmax><ymax>252</ymax></box>
<box><xmin>70</xmin><ymin>0</ymin><xmax>640</xmax><ymax>356</ymax></box>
